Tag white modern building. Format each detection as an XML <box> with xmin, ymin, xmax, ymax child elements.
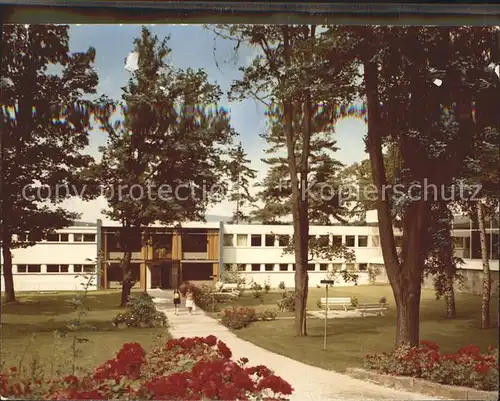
<box><xmin>1</xmin><ymin>211</ymin><xmax>498</xmax><ymax>295</ymax></box>
<box><xmin>0</xmin><ymin>224</ymin><xmax>99</xmax><ymax>291</ymax></box>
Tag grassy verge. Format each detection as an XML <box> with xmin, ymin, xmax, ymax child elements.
<box><xmin>1</xmin><ymin>290</ymin><xmax>170</xmax><ymax>375</ymax></box>
<box><xmin>213</xmin><ymin>285</ymin><xmax>499</xmax><ymax>372</ymax></box>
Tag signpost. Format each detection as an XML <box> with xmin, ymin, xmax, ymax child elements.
<box><xmin>320</xmin><ymin>279</ymin><xmax>335</xmax><ymax>351</ymax></box>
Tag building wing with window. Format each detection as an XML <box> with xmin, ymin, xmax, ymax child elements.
<box><xmin>1</xmin><ymin>212</ymin><xmax>498</xmax><ymax>295</ymax></box>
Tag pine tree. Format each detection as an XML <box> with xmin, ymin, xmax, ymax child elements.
<box><xmin>220</xmin><ymin>24</ymin><xmax>359</xmax><ymax>335</ymax></box>
<box><xmin>0</xmin><ymin>24</ymin><xmax>100</xmax><ymax>302</ymax></box>
<box><xmin>95</xmin><ymin>27</ymin><xmax>236</xmax><ymax>305</ymax></box>
<box><xmin>227</xmin><ymin>142</ymin><xmax>257</xmax><ymax>224</ymax></box>
<box><xmin>253</xmin><ymin>111</ymin><xmax>348</xmax><ymax>225</ymax></box>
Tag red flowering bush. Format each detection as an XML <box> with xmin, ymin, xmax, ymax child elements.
<box><xmin>1</xmin><ymin>336</ymin><xmax>294</xmax><ymax>400</ymax></box>
<box><xmin>221</xmin><ymin>307</ymin><xmax>258</xmax><ymax>330</ymax></box>
<box><xmin>364</xmin><ymin>340</ymin><xmax>499</xmax><ymax>391</ymax></box>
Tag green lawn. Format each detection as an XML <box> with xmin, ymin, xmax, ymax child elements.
<box><xmin>215</xmin><ymin>285</ymin><xmax>499</xmax><ymax>372</ymax></box>
<box><xmin>1</xmin><ymin>290</ymin><xmax>170</xmax><ymax>376</ymax></box>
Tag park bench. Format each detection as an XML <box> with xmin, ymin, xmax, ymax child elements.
<box><xmin>319</xmin><ymin>297</ymin><xmax>352</xmax><ymax>312</ymax></box>
<box><xmin>357</xmin><ymin>303</ymin><xmax>389</xmax><ymax>317</ymax></box>
<box><xmin>213</xmin><ymin>282</ymin><xmax>240</xmax><ymax>298</ymax></box>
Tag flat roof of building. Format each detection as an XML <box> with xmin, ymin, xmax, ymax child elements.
<box><xmin>99</xmin><ymin>220</ymin><xmax>221</xmax><ymax>229</ymax></box>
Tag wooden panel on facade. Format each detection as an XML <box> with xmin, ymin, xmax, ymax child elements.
<box><xmin>140</xmin><ymin>263</ymin><xmax>146</xmax><ymax>291</ymax></box>
<box><xmin>207</xmin><ymin>230</ymin><xmax>219</xmax><ymax>260</ymax></box>
<box><xmin>172</xmin><ymin>232</ymin><xmax>182</xmax><ymax>260</ymax></box>
<box><xmin>207</xmin><ymin>230</ymin><xmax>219</xmax><ymax>282</ymax></box>
<box><xmin>212</xmin><ymin>263</ymin><xmax>219</xmax><ymax>280</ymax></box>
<box><xmin>141</xmin><ymin>232</ymin><xmax>153</xmax><ymax>261</ymax></box>
<box><xmin>103</xmin><ymin>262</ymin><xmax>108</xmax><ymax>290</ymax></box>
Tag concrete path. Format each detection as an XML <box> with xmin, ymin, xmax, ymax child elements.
<box><xmin>149</xmin><ymin>289</ymin><xmax>439</xmax><ymax>401</ymax></box>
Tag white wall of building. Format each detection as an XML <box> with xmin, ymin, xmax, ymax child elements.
<box><xmin>221</xmin><ymin>224</ymin><xmax>388</xmax><ymax>288</ymax></box>
<box><xmin>1</xmin><ymin>227</ymin><xmax>98</xmax><ymax>292</ymax></box>
<box><xmin>1</xmin><ymin>218</ymin><xmax>497</xmax><ymax>293</ymax></box>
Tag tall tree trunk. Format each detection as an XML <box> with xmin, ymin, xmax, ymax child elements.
<box><xmin>395</xmin><ymin>200</ymin><xmax>427</xmax><ymax>346</ymax></box>
<box><xmin>302</xmin><ymin>274</ymin><xmax>309</xmax><ymax>335</ymax></box>
<box><xmin>235</xmin><ymin>174</ymin><xmax>240</xmax><ymax>224</ymax></box>
<box><xmin>120</xmin><ymin>250</ymin><xmax>133</xmax><ymax>306</ymax></box>
<box><xmin>441</xmin><ymin>201</ymin><xmax>457</xmax><ymax>319</ymax></box>
<box><xmin>445</xmin><ymin>274</ymin><xmax>456</xmax><ymax>318</ymax></box>
<box><xmin>393</xmin><ymin>275</ymin><xmax>421</xmax><ymax>347</ymax></box>
<box><xmin>364</xmin><ymin>55</ymin><xmax>401</xmax><ymax>343</ymax></box>
<box><xmin>477</xmin><ymin>202</ymin><xmax>491</xmax><ymax>329</ymax></box>
<box><xmin>2</xmin><ymin>235</ymin><xmax>16</xmax><ymax>303</ymax></box>
<box><xmin>298</xmin><ymin>90</ymin><xmax>313</xmax><ymax>336</ymax></box>
<box><xmin>0</xmin><ymin>22</ymin><xmax>13</xmax><ymax>303</ymax></box>
<box><xmin>281</xmin><ymin>25</ymin><xmax>310</xmax><ymax>336</ymax></box>
<box><xmin>364</xmin><ymin>54</ymin><xmax>427</xmax><ymax>347</ymax></box>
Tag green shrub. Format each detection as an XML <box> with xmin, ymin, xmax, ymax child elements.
<box><xmin>277</xmin><ymin>291</ymin><xmax>296</xmax><ymax>312</ymax></box>
<box><xmin>278</xmin><ymin>281</ymin><xmax>286</xmax><ymax>290</ymax></box>
<box><xmin>220</xmin><ymin>265</ymin><xmax>246</xmax><ymax>287</ymax></box>
<box><xmin>220</xmin><ymin>307</ymin><xmax>258</xmax><ymax>330</ymax></box>
<box><xmin>251</xmin><ymin>282</ymin><xmax>263</xmax><ymax>299</ymax></box>
<box><xmin>257</xmin><ymin>309</ymin><xmax>277</xmax><ymax>321</ymax></box>
<box><xmin>350</xmin><ymin>296</ymin><xmax>359</xmax><ymax>307</ymax></box>
<box><xmin>112</xmin><ymin>293</ymin><xmax>167</xmax><ymax>328</ymax></box>
<box><xmin>368</xmin><ymin>265</ymin><xmax>380</xmax><ymax>285</ymax></box>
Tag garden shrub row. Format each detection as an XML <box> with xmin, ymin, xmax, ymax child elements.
<box><xmin>1</xmin><ymin>336</ymin><xmax>293</xmax><ymax>400</ymax></box>
<box><xmin>221</xmin><ymin>307</ymin><xmax>277</xmax><ymax>330</ymax></box>
<box><xmin>364</xmin><ymin>340</ymin><xmax>499</xmax><ymax>391</ymax></box>
<box><xmin>112</xmin><ymin>293</ymin><xmax>167</xmax><ymax>328</ymax></box>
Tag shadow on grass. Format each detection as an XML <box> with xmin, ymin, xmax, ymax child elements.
<box><xmin>231</xmin><ymin>285</ymin><xmax>499</xmax><ymax>372</ymax></box>
<box><xmin>1</xmin><ymin>327</ymin><xmax>171</xmax><ymax>376</ymax></box>
<box><xmin>1</xmin><ymin>319</ymin><xmax>117</xmax><ymax>335</ymax></box>
<box><xmin>1</xmin><ymin>291</ymin><xmax>171</xmax><ymax>376</ymax></box>
<box><xmin>2</xmin><ymin>292</ymin><xmax>124</xmax><ymax>316</ymax></box>
<box><xmin>1</xmin><ymin>291</ymin><xmax>142</xmax><ymax>337</ymax></box>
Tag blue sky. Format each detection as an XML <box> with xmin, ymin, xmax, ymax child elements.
<box><xmin>63</xmin><ymin>24</ymin><xmax>368</xmax><ymax>221</ymax></box>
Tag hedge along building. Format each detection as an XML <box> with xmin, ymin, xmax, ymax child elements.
<box><xmin>1</xmin><ymin>211</ymin><xmax>498</xmax><ymax>295</ymax></box>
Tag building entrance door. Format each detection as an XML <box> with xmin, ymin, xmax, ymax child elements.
<box><xmin>150</xmin><ymin>264</ymin><xmax>161</xmax><ymax>289</ymax></box>
<box><xmin>150</xmin><ymin>263</ymin><xmax>172</xmax><ymax>289</ymax></box>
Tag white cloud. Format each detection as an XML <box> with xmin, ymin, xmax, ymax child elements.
<box><xmin>124</xmin><ymin>51</ymin><xmax>139</xmax><ymax>72</ymax></box>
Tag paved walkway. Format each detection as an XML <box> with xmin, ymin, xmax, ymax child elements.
<box><xmin>149</xmin><ymin>289</ymin><xmax>439</xmax><ymax>401</ymax></box>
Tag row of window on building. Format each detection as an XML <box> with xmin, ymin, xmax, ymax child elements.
<box><xmin>15</xmin><ymin>264</ymin><xmax>96</xmax><ymax>274</ymax></box>
<box><xmin>224</xmin><ymin>262</ymin><xmax>369</xmax><ymax>272</ymax></box>
<box><xmin>16</xmin><ymin>233</ymin><xmax>97</xmax><ymax>243</ymax></box>
<box><xmin>223</xmin><ymin>234</ymin><xmax>388</xmax><ymax>248</ymax></box>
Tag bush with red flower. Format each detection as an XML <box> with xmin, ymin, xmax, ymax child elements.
<box><xmin>220</xmin><ymin>307</ymin><xmax>259</xmax><ymax>330</ymax></box>
<box><xmin>364</xmin><ymin>340</ymin><xmax>498</xmax><ymax>391</ymax></box>
<box><xmin>1</xmin><ymin>335</ymin><xmax>294</xmax><ymax>400</ymax></box>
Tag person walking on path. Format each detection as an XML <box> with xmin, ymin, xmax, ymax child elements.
<box><xmin>185</xmin><ymin>288</ymin><xmax>195</xmax><ymax>315</ymax></box>
<box><xmin>173</xmin><ymin>288</ymin><xmax>181</xmax><ymax>315</ymax></box>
